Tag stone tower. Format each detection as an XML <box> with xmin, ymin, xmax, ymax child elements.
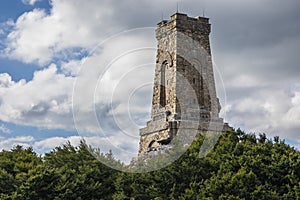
<box><xmin>138</xmin><ymin>13</ymin><xmax>229</xmax><ymax>156</ymax></box>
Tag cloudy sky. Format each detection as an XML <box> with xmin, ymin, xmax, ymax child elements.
<box><xmin>0</xmin><ymin>0</ymin><xmax>299</xmax><ymax>162</ymax></box>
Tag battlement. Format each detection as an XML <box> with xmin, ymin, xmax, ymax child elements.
<box><xmin>171</xmin><ymin>13</ymin><xmax>209</xmax><ymax>23</ymax></box>
<box><xmin>156</xmin><ymin>13</ymin><xmax>211</xmax><ymax>42</ymax></box>
<box><xmin>157</xmin><ymin>13</ymin><xmax>210</xmax><ymax>31</ymax></box>
<box><xmin>156</xmin><ymin>12</ymin><xmax>211</xmax><ymax>55</ymax></box>
<box><xmin>158</xmin><ymin>13</ymin><xmax>209</xmax><ymax>25</ymax></box>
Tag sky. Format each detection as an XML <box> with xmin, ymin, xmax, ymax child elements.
<box><xmin>0</xmin><ymin>0</ymin><xmax>299</xmax><ymax>163</ymax></box>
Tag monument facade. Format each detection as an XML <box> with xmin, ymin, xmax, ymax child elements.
<box><xmin>139</xmin><ymin>13</ymin><xmax>230</xmax><ymax>156</ymax></box>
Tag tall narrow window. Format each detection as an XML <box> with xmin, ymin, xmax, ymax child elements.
<box><xmin>193</xmin><ymin>78</ymin><xmax>196</xmax><ymax>84</ymax></box>
<box><xmin>160</xmin><ymin>61</ymin><xmax>167</xmax><ymax>107</ymax></box>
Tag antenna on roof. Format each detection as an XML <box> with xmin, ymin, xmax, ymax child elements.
<box><xmin>177</xmin><ymin>1</ymin><xmax>179</xmax><ymax>13</ymax></box>
<box><xmin>162</xmin><ymin>11</ymin><xmax>164</xmax><ymax>21</ymax></box>
<box><xmin>202</xmin><ymin>0</ymin><xmax>206</xmax><ymax>17</ymax></box>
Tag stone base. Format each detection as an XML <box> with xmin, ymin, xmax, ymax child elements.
<box><xmin>138</xmin><ymin>118</ymin><xmax>232</xmax><ymax>156</ymax></box>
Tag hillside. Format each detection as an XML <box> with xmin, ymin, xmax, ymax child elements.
<box><xmin>0</xmin><ymin>129</ymin><xmax>299</xmax><ymax>199</ymax></box>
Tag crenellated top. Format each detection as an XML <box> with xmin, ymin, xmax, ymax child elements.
<box><xmin>156</xmin><ymin>12</ymin><xmax>212</xmax><ymax>55</ymax></box>
<box><xmin>156</xmin><ymin>13</ymin><xmax>211</xmax><ymax>38</ymax></box>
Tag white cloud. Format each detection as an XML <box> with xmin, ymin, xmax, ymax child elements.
<box><xmin>3</xmin><ymin>0</ymin><xmax>189</xmax><ymax>65</ymax></box>
<box><xmin>0</xmin><ymin>65</ymin><xmax>75</xmax><ymax>130</ymax></box>
<box><xmin>226</xmin><ymin>75</ymin><xmax>267</xmax><ymax>89</ymax></box>
<box><xmin>0</xmin><ymin>27</ymin><xmax>155</xmax><ymax>164</ymax></box>
<box><xmin>33</xmin><ymin>135</ymin><xmax>138</xmax><ymax>163</ymax></box>
<box><xmin>5</xmin><ymin>0</ymin><xmax>123</xmax><ymax>65</ymax></box>
<box><xmin>0</xmin><ymin>135</ymin><xmax>81</xmax><ymax>154</ymax></box>
<box><xmin>33</xmin><ymin>136</ymin><xmax>82</xmax><ymax>150</ymax></box>
<box><xmin>0</xmin><ymin>73</ymin><xmax>15</xmax><ymax>88</ymax></box>
<box><xmin>61</xmin><ymin>59</ymin><xmax>82</xmax><ymax>76</ymax></box>
<box><xmin>5</xmin><ymin>8</ymin><xmax>64</xmax><ymax>65</ymax></box>
<box><xmin>226</xmin><ymin>86</ymin><xmax>300</xmax><ymax>140</ymax></box>
<box><xmin>0</xmin><ymin>124</ymin><xmax>12</xmax><ymax>134</ymax></box>
<box><xmin>21</xmin><ymin>0</ymin><xmax>41</xmax><ymax>5</ymax></box>
<box><xmin>0</xmin><ymin>136</ymin><xmax>34</xmax><ymax>150</ymax></box>
<box><xmin>72</xmin><ymin>29</ymin><xmax>155</xmax><ymax>136</ymax></box>
<box><xmin>0</xmin><ymin>28</ymin><xmax>156</xmax><ymax>136</ymax></box>
<box><xmin>281</xmin><ymin>88</ymin><xmax>300</xmax><ymax>131</ymax></box>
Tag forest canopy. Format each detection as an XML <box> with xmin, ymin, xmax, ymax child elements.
<box><xmin>0</xmin><ymin>129</ymin><xmax>299</xmax><ymax>199</ymax></box>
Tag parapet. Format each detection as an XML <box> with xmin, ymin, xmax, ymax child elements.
<box><xmin>156</xmin><ymin>13</ymin><xmax>211</xmax><ymax>37</ymax></box>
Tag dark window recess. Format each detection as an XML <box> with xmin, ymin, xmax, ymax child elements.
<box><xmin>160</xmin><ymin>61</ymin><xmax>167</xmax><ymax>107</ymax></box>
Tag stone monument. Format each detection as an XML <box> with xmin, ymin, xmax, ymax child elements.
<box><xmin>138</xmin><ymin>13</ymin><xmax>230</xmax><ymax>156</ymax></box>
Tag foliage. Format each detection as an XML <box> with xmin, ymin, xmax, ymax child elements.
<box><xmin>0</xmin><ymin>129</ymin><xmax>299</xmax><ymax>199</ymax></box>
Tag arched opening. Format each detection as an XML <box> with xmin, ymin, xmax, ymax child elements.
<box><xmin>148</xmin><ymin>140</ymin><xmax>156</xmax><ymax>148</ymax></box>
<box><xmin>148</xmin><ymin>140</ymin><xmax>160</xmax><ymax>151</ymax></box>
